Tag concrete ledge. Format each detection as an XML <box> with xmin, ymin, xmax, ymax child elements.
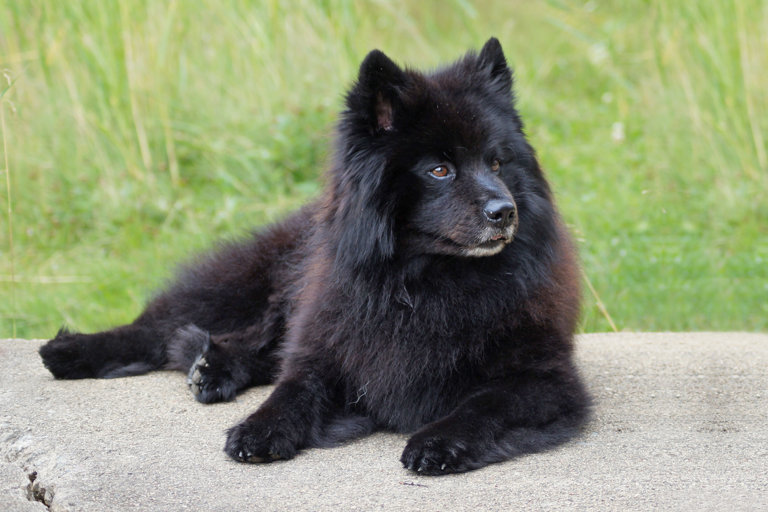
<box><xmin>1</xmin><ymin>333</ymin><xmax>767</xmax><ymax>511</ymax></box>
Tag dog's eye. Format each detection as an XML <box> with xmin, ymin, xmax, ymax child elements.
<box><xmin>429</xmin><ymin>165</ymin><xmax>450</xmax><ymax>179</ymax></box>
<box><xmin>491</xmin><ymin>159</ymin><xmax>501</xmax><ymax>173</ymax></box>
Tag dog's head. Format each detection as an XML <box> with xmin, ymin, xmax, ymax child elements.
<box><xmin>329</xmin><ymin>38</ymin><xmax>555</xmax><ymax>268</ymax></box>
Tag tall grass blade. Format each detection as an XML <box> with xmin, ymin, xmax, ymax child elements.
<box><xmin>1</xmin><ymin>97</ymin><xmax>16</xmax><ymax>338</ymax></box>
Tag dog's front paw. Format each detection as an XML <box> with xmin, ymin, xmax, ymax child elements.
<box><xmin>224</xmin><ymin>416</ymin><xmax>300</xmax><ymax>463</ymax></box>
<box><xmin>401</xmin><ymin>433</ymin><xmax>474</xmax><ymax>475</ymax></box>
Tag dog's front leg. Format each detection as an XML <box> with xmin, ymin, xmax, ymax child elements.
<box><xmin>401</xmin><ymin>368</ymin><xmax>589</xmax><ymax>475</ymax></box>
<box><xmin>224</xmin><ymin>374</ymin><xmax>328</xmax><ymax>463</ymax></box>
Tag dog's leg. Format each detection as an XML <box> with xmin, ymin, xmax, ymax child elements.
<box><xmin>179</xmin><ymin>322</ymin><xmax>280</xmax><ymax>404</ymax></box>
<box><xmin>400</xmin><ymin>364</ymin><xmax>590</xmax><ymax>475</ymax></box>
<box><xmin>39</xmin><ymin>318</ymin><xmax>168</xmax><ymax>379</ymax></box>
<box><xmin>39</xmin><ymin>283</ymin><xmax>285</xmax><ymax>385</ymax></box>
<box><xmin>223</xmin><ymin>375</ymin><xmax>330</xmax><ymax>462</ymax></box>
<box><xmin>39</xmin><ymin>206</ymin><xmax>312</xmax><ymax>383</ymax></box>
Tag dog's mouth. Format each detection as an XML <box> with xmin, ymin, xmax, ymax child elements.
<box><xmin>461</xmin><ymin>229</ymin><xmax>515</xmax><ymax>257</ymax></box>
<box><xmin>408</xmin><ymin>226</ymin><xmax>515</xmax><ymax>258</ymax></box>
<box><xmin>477</xmin><ymin>235</ymin><xmax>506</xmax><ymax>248</ymax></box>
<box><xmin>480</xmin><ymin>229</ymin><xmax>515</xmax><ymax>246</ymax></box>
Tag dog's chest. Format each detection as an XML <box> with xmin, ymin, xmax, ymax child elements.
<box><xmin>332</xmin><ymin>304</ymin><xmax>489</xmax><ymax>432</ymax></box>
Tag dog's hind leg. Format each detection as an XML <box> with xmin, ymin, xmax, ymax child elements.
<box><xmin>39</xmin><ymin>288</ymin><xmax>197</xmax><ymax>380</ymax></box>
<box><xmin>39</xmin><ymin>318</ymin><xmax>168</xmax><ymax>380</ymax></box>
<box><xmin>177</xmin><ymin>316</ymin><xmax>282</xmax><ymax>404</ymax></box>
<box><xmin>39</xmin><ymin>296</ymin><xmax>283</xmax><ymax>388</ymax></box>
<box><xmin>39</xmin><ymin>284</ymin><xmax>283</xmax><ymax>386</ymax></box>
<box><xmin>39</xmin><ymin>205</ymin><xmax>312</xmax><ymax>385</ymax></box>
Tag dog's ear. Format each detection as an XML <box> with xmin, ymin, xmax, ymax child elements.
<box><xmin>477</xmin><ymin>37</ymin><xmax>513</xmax><ymax>98</ymax></box>
<box><xmin>331</xmin><ymin>152</ymin><xmax>396</xmax><ymax>271</ymax></box>
<box><xmin>347</xmin><ymin>49</ymin><xmax>407</xmax><ymax>134</ymax></box>
<box><xmin>332</xmin><ymin>50</ymin><xmax>404</xmax><ymax>269</ymax></box>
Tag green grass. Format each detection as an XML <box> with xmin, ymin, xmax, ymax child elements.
<box><xmin>1</xmin><ymin>0</ymin><xmax>766</xmax><ymax>338</ymax></box>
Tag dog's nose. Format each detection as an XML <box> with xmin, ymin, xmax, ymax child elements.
<box><xmin>483</xmin><ymin>199</ymin><xmax>517</xmax><ymax>226</ymax></box>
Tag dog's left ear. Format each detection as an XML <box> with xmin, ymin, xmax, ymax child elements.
<box><xmin>477</xmin><ymin>37</ymin><xmax>514</xmax><ymax>97</ymax></box>
<box><xmin>347</xmin><ymin>49</ymin><xmax>407</xmax><ymax>134</ymax></box>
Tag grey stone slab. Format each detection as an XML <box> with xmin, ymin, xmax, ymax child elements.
<box><xmin>1</xmin><ymin>333</ymin><xmax>766</xmax><ymax>511</ymax></box>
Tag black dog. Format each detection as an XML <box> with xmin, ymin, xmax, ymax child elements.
<box><xmin>40</xmin><ymin>38</ymin><xmax>589</xmax><ymax>475</ymax></box>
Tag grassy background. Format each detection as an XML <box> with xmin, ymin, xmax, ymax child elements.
<box><xmin>1</xmin><ymin>0</ymin><xmax>766</xmax><ymax>338</ymax></box>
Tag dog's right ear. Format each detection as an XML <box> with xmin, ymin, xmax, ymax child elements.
<box><xmin>476</xmin><ymin>37</ymin><xmax>514</xmax><ymax>99</ymax></box>
<box><xmin>346</xmin><ymin>50</ymin><xmax>407</xmax><ymax>134</ymax></box>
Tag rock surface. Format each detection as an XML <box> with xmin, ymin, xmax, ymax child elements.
<box><xmin>1</xmin><ymin>333</ymin><xmax>767</xmax><ymax>511</ymax></box>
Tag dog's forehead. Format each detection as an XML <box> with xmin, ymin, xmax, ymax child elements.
<box><xmin>410</xmin><ymin>81</ymin><xmax>506</xmax><ymax>156</ymax></box>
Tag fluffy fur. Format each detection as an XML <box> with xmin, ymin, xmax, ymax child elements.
<box><xmin>40</xmin><ymin>38</ymin><xmax>590</xmax><ymax>475</ymax></box>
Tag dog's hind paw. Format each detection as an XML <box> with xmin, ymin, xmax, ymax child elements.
<box><xmin>39</xmin><ymin>328</ymin><xmax>95</xmax><ymax>379</ymax></box>
<box><xmin>187</xmin><ymin>353</ymin><xmax>238</xmax><ymax>403</ymax></box>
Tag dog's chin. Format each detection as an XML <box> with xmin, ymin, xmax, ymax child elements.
<box><xmin>460</xmin><ymin>238</ymin><xmax>509</xmax><ymax>257</ymax></box>
<box><xmin>457</xmin><ymin>226</ymin><xmax>517</xmax><ymax>257</ymax></box>
<box><xmin>406</xmin><ymin>228</ymin><xmax>515</xmax><ymax>258</ymax></box>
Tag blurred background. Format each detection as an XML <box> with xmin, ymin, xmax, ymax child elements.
<box><xmin>1</xmin><ymin>0</ymin><xmax>766</xmax><ymax>338</ymax></box>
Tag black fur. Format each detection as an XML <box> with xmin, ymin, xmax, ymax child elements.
<box><xmin>39</xmin><ymin>38</ymin><xmax>590</xmax><ymax>474</ymax></box>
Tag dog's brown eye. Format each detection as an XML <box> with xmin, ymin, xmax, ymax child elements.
<box><xmin>429</xmin><ymin>165</ymin><xmax>450</xmax><ymax>178</ymax></box>
<box><xmin>491</xmin><ymin>159</ymin><xmax>501</xmax><ymax>173</ymax></box>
